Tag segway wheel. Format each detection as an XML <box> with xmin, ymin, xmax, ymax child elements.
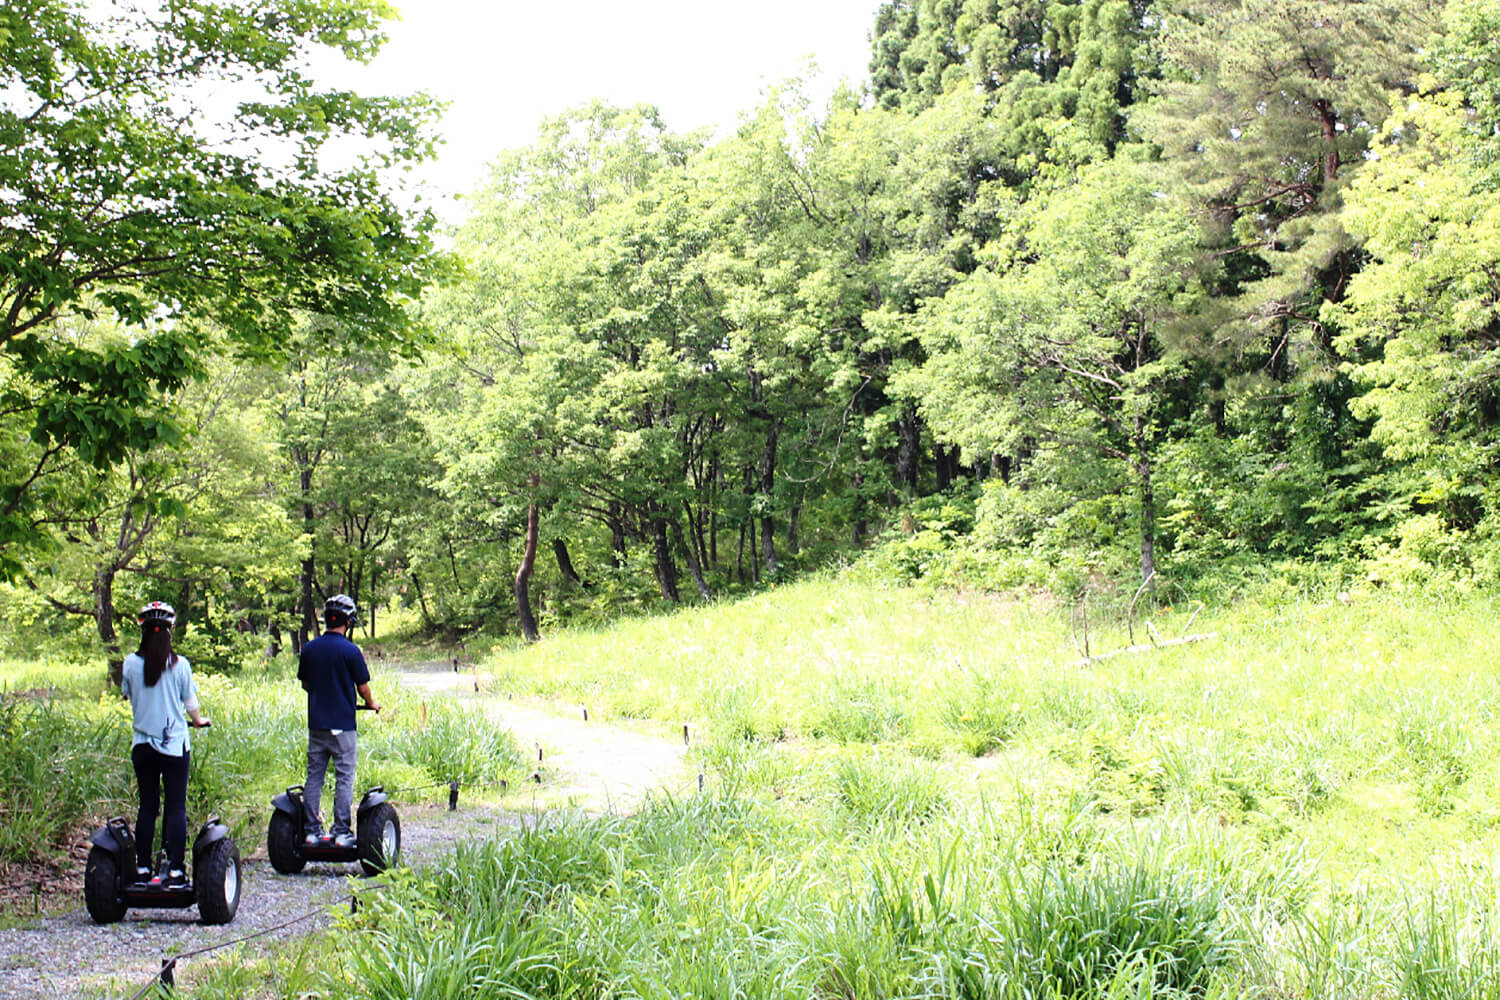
<box><xmin>195</xmin><ymin>837</ymin><xmax>240</xmax><ymax>925</ymax></box>
<box><xmin>267</xmin><ymin>810</ymin><xmax>307</xmax><ymax>874</ymax></box>
<box><xmin>84</xmin><ymin>846</ymin><xmax>127</xmax><ymax>924</ymax></box>
<box><xmin>357</xmin><ymin>802</ymin><xmax>400</xmax><ymax>876</ymax></box>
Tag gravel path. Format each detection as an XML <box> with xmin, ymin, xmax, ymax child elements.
<box><xmin>0</xmin><ymin>804</ymin><xmax>518</xmax><ymax>1000</ymax></box>
<box><xmin>0</xmin><ymin>661</ymin><xmax>691</xmax><ymax>1000</ymax></box>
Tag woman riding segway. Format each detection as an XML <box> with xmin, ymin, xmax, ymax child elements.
<box><xmin>85</xmin><ymin>600</ymin><xmax>240</xmax><ymax>924</ymax></box>
<box><xmin>120</xmin><ymin>600</ymin><xmax>209</xmax><ymax>886</ymax></box>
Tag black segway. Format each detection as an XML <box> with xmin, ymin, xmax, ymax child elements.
<box><xmin>83</xmin><ymin>724</ymin><xmax>241</xmax><ymax>924</ymax></box>
<box><xmin>266</xmin><ymin>785</ymin><xmax>400</xmax><ymax>876</ymax></box>
<box><xmin>266</xmin><ymin>709</ymin><xmax>399</xmax><ymax>876</ymax></box>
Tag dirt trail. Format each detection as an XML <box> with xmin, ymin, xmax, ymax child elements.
<box><xmin>387</xmin><ymin>659</ymin><xmax>692</xmax><ymax>812</ymax></box>
<box><xmin>0</xmin><ymin>661</ymin><xmax>691</xmax><ymax>999</ymax></box>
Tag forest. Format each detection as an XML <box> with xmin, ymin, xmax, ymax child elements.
<box><xmin>3</xmin><ymin>0</ymin><xmax>1498</xmax><ymax>674</ymax></box>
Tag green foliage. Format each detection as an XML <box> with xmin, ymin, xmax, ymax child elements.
<box><xmin>0</xmin><ymin>694</ymin><xmax>130</xmax><ymax>862</ymax></box>
<box><xmin>1004</xmin><ymin>857</ymin><xmax>1236</xmax><ymax>995</ymax></box>
<box><xmin>828</xmin><ymin>752</ymin><xmax>950</xmax><ymax>824</ymax></box>
<box><xmin>376</xmin><ymin>701</ymin><xmax>524</xmax><ymax>787</ymax></box>
<box><xmin>0</xmin><ymin>0</ymin><xmax>447</xmax><ymax>570</ymax></box>
<box><xmin>0</xmin><ymin>665</ymin><xmax>524</xmax><ymax>864</ymax></box>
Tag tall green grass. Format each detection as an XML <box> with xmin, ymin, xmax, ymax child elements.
<box><xmin>239</xmin><ymin>577</ymin><xmax>1497</xmax><ymax>1000</ymax></box>
<box><xmin>303</xmin><ymin>792</ymin><xmax>1247</xmax><ymax>1000</ymax></box>
<box><xmin>481</xmin><ymin>578</ymin><xmax>1500</xmax><ymax>875</ymax></box>
<box><xmin>0</xmin><ymin>666</ymin><xmax>525</xmax><ymax>863</ymax></box>
<box><xmin>0</xmin><ymin>696</ymin><xmax>130</xmax><ymax>861</ymax></box>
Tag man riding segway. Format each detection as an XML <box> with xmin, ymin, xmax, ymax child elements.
<box><xmin>298</xmin><ymin>594</ymin><xmax>380</xmax><ymax>847</ymax></box>
<box><xmin>267</xmin><ymin>593</ymin><xmax>398</xmax><ymax>877</ymax></box>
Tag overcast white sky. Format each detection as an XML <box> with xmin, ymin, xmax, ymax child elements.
<box><xmin>332</xmin><ymin>0</ymin><xmax>885</xmax><ymax>222</ymax></box>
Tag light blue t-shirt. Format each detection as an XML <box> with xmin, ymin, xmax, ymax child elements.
<box><xmin>121</xmin><ymin>653</ymin><xmax>199</xmax><ymax>756</ymax></box>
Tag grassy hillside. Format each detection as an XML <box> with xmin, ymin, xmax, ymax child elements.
<box><xmin>226</xmin><ymin>575</ymin><xmax>1500</xmax><ymax>999</ymax></box>
<box><xmin>480</xmin><ymin>575</ymin><xmax>1500</xmax><ymax>876</ymax></box>
<box><xmin>24</xmin><ymin>574</ymin><xmax>1500</xmax><ymax>997</ymax></box>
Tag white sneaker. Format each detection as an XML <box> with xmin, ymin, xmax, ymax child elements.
<box><xmin>304</xmin><ymin>831</ymin><xmax>322</xmax><ymax>845</ymax></box>
<box><xmin>333</xmin><ymin>832</ymin><xmax>356</xmax><ymax>848</ymax></box>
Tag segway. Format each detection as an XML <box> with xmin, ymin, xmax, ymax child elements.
<box><xmin>83</xmin><ymin>725</ymin><xmax>241</xmax><ymax>924</ymax></box>
<box><xmin>266</xmin><ymin>784</ymin><xmax>400</xmax><ymax>876</ymax></box>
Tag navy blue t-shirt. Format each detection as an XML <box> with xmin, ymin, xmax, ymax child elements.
<box><xmin>298</xmin><ymin>632</ymin><xmax>370</xmax><ymax>731</ymax></box>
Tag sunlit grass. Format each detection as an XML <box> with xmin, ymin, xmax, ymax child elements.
<box><xmin>21</xmin><ymin>577</ymin><xmax>1500</xmax><ymax>998</ymax></box>
<box><xmin>0</xmin><ymin>661</ymin><xmax>526</xmax><ymax>863</ymax></box>
<box><xmin>482</xmin><ymin>578</ymin><xmax>1500</xmax><ymax>870</ymax></box>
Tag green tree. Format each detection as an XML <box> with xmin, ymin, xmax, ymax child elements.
<box><xmin>21</xmin><ymin>352</ymin><xmax>295</xmax><ymax>682</ymax></box>
<box><xmin>1329</xmin><ymin>0</ymin><xmax>1500</xmax><ymax>553</ymax></box>
<box><xmin>1134</xmin><ymin>0</ymin><xmax>1440</xmax><ymax>385</ymax></box>
<box><xmin>427</xmin><ymin>104</ymin><xmax>701</xmax><ymax>635</ymax></box>
<box><xmin>903</xmin><ymin>159</ymin><xmax>1205</xmax><ymax>584</ymax></box>
<box><xmin>0</xmin><ymin>0</ymin><xmax>445</xmax><ymax>567</ymax></box>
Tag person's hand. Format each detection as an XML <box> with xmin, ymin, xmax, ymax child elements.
<box><xmin>192</xmin><ymin>716</ymin><xmax>212</xmax><ymax>728</ymax></box>
<box><xmin>365</xmin><ymin>701</ymin><xmax>381</xmax><ymax>714</ymax></box>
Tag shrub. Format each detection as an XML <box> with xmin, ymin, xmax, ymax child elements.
<box><xmin>0</xmin><ymin>695</ymin><xmax>131</xmax><ymax>863</ymax></box>
<box><xmin>1004</xmin><ymin>857</ymin><xmax>1237</xmax><ymax>996</ymax></box>
<box><xmin>373</xmin><ymin>700</ymin><xmax>524</xmax><ymax>787</ymax></box>
<box><xmin>829</xmin><ymin>753</ymin><xmax>949</xmax><ymax>824</ymax></box>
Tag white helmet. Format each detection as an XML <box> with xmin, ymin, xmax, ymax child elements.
<box><xmin>324</xmin><ymin>594</ymin><xmax>358</xmax><ymax>626</ymax></box>
<box><xmin>138</xmin><ymin>601</ymin><xmax>176</xmax><ymax>627</ymax></box>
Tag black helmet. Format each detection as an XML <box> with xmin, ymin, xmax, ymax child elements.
<box><xmin>324</xmin><ymin>594</ymin><xmax>357</xmax><ymax>627</ymax></box>
<box><xmin>138</xmin><ymin>601</ymin><xmax>176</xmax><ymax>627</ymax></box>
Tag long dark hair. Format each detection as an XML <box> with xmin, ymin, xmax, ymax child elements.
<box><xmin>137</xmin><ymin>622</ymin><xmax>178</xmax><ymax>687</ymax></box>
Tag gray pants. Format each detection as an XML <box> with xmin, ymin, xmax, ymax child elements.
<box><xmin>305</xmin><ymin>729</ymin><xmax>357</xmax><ymax>836</ymax></box>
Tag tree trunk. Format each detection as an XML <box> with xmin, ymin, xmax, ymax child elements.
<box><xmin>175</xmin><ymin>581</ymin><xmax>191</xmax><ymax>637</ymax></box>
<box><xmin>852</xmin><ymin>468</ymin><xmax>867</xmax><ymax>548</ymax></box>
<box><xmin>935</xmin><ymin>446</ymin><xmax>961</xmax><ymax>491</ymax></box>
<box><xmin>299</xmin><ymin>466</ymin><xmax>317</xmax><ymax>646</ymax></box>
<box><xmin>515</xmin><ymin>497</ymin><xmax>541</xmax><ymax>642</ymax></box>
<box><xmin>1135</xmin><ymin>415</ymin><xmax>1156</xmax><ymax>589</ymax></box>
<box><xmin>896</xmin><ymin>405</ymin><xmax>921</xmax><ymax>493</ymax></box>
<box><xmin>368</xmin><ymin>559</ymin><xmax>377</xmax><ymax>639</ymax></box>
<box><xmin>759</xmin><ymin>517</ymin><xmax>777</xmax><ymax>578</ymax></box>
<box><xmin>411</xmin><ymin>571</ymin><xmax>431</xmax><ymax>623</ymax></box>
<box><xmin>689</xmin><ymin>503</ymin><xmax>710</xmax><ymax>574</ymax></box>
<box><xmin>98</xmin><ymin>567</ymin><xmax>123</xmax><ymax>689</ymax></box>
<box><xmin>736</xmin><ymin>521</ymin><xmax>747</xmax><ymax>584</ymax></box>
<box><xmin>608</xmin><ymin>502</ymin><xmax>627</xmax><ymax>569</ymax></box>
<box><xmin>758</xmin><ymin>421</ymin><xmax>780</xmax><ymax>577</ymax></box>
<box><xmin>446</xmin><ymin>536</ymin><xmax>462</xmax><ymax>588</ymax></box>
<box><xmin>751</xmin><ymin>521</ymin><xmax>761</xmax><ymax>583</ymax></box>
<box><xmin>708</xmin><ymin>452</ymin><xmax>721</xmax><ymax>569</ymax></box>
<box><xmin>1315</xmin><ymin>97</ymin><xmax>1340</xmax><ymax>183</ymax></box>
<box><xmin>786</xmin><ymin>503</ymin><xmax>801</xmax><ymax>557</ymax></box>
<box><xmin>553</xmin><ymin>538</ymin><xmax>584</xmax><ymax>587</ymax></box>
<box><xmin>651</xmin><ymin>512</ymin><xmax>680</xmax><ymax>602</ymax></box>
<box><xmin>670</xmin><ymin>518</ymin><xmax>712</xmax><ymax>600</ymax></box>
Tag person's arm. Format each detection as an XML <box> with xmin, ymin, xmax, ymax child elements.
<box><xmin>181</xmin><ymin>659</ymin><xmax>210</xmax><ymax>726</ymax></box>
<box><xmin>356</xmin><ymin>682</ymin><xmax>380</xmax><ymax>713</ymax></box>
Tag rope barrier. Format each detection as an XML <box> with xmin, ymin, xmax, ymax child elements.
<box><xmin>124</xmin><ymin>899</ymin><xmax>332</xmax><ymax>999</ymax></box>
<box><xmin>123</xmin><ymin>882</ymin><xmax>394</xmax><ymax>997</ymax></box>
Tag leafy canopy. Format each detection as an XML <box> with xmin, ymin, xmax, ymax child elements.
<box><xmin>0</xmin><ymin>0</ymin><xmax>448</xmax><ymax>570</ymax></box>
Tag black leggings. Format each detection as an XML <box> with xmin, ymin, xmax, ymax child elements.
<box><xmin>132</xmin><ymin>743</ymin><xmax>190</xmax><ymax>870</ymax></box>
